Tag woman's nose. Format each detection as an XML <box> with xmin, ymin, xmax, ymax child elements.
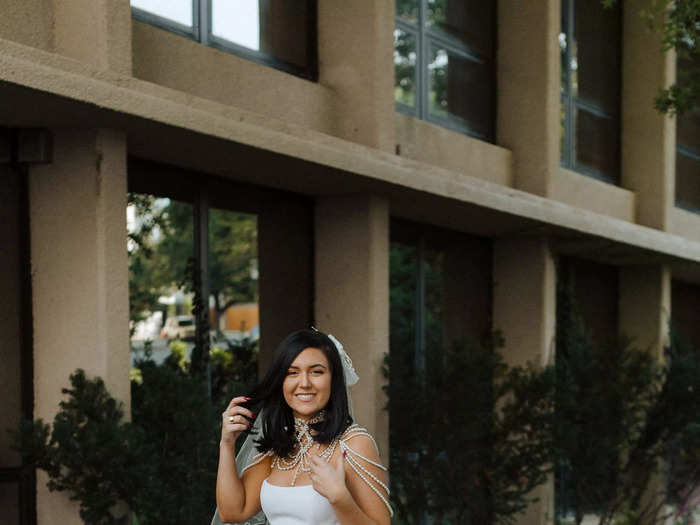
<box><xmin>299</xmin><ymin>372</ymin><xmax>311</xmax><ymax>387</ymax></box>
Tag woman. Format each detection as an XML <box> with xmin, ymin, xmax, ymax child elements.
<box><xmin>214</xmin><ymin>328</ymin><xmax>392</xmax><ymax>525</ymax></box>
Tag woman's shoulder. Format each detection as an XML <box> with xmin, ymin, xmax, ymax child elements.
<box><xmin>339</xmin><ymin>424</ymin><xmax>381</xmax><ymax>456</ymax></box>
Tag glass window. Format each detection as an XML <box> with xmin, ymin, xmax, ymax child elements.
<box><xmin>395</xmin><ymin>0</ymin><xmax>496</xmax><ymax>141</ymax></box>
<box><xmin>675</xmin><ymin>54</ymin><xmax>700</xmax><ymax>212</ymax></box>
<box><xmin>388</xmin><ymin>219</ymin><xmax>492</xmax><ymax>522</ymax></box>
<box><xmin>131</xmin><ymin>0</ymin><xmax>317</xmax><ymax>79</ymax></box>
<box><xmin>131</xmin><ymin>0</ymin><xmax>194</xmax><ymax>28</ymax></box>
<box><xmin>560</xmin><ymin>0</ymin><xmax>621</xmax><ymax>183</ymax></box>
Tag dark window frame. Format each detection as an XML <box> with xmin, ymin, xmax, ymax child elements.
<box><xmin>560</xmin><ymin>0</ymin><xmax>622</xmax><ymax>185</ymax></box>
<box><xmin>394</xmin><ymin>0</ymin><xmax>497</xmax><ymax>142</ymax></box>
<box><xmin>131</xmin><ymin>0</ymin><xmax>318</xmax><ymax>81</ymax></box>
<box><xmin>674</xmin><ymin>54</ymin><xmax>700</xmax><ymax>214</ymax></box>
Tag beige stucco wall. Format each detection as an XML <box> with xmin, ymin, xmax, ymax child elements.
<box><xmin>53</xmin><ymin>0</ymin><xmax>132</xmax><ymax>74</ymax></box>
<box><xmin>314</xmin><ymin>194</ymin><xmax>390</xmax><ymax>459</ymax></box>
<box><xmin>619</xmin><ymin>266</ymin><xmax>671</xmax><ymax>358</ymax></box>
<box><xmin>493</xmin><ymin>238</ymin><xmax>556</xmax><ymax>525</ymax></box>
<box><xmin>29</xmin><ymin>129</ymin><xmax>130</xmax><ymax>525</ymax></box>
<box><xmin>0</xmin><ymin>0</ymin><xmax>53</xmax><ymax>51</ymax></box>
<box><xmin>670</xmin><ymin>206</ymin><xmax>700</xmax><ymax>244</ymax></box>
<box><xmin>317</xmin><ymin>1</ymin><xmax>396</xmax><ymax>151</ymax></box>
<box><xmin>395</xmin><ymin>113</ymin><xmax>513</xmax><ymax>186</ymax></box>
<box><xmin>621</xmin><ymin>0</ymin><xmax>676</xmax><ymax>230</ymax></box>
<box><xmin>132</xmin><ymin>20</ymin><xmax>335</xmax><ymax>135</ymax></box>
<box><xmin>498</xmin><ymin>0</ymin><xmax>560</xmax><ymax>196</ymax></box>
<box><xmin>551</xmin><ymin>168</ymin><xmax>636</xmax><ymax>222</ymax></box>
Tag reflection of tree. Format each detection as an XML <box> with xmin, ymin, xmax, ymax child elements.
<box><xmin>208</xmin><ymin>208</ymin><xmax>258</xmax><ymax>335</ymax></box>
<box><xmin>394</xmin><ymin>30</ymin><xmax>416</xmax><ymax>106</ymax></box>
<box><xmin>127</xmin><ymin>195</ymin><xmax>258</xmax><ymax>335</ymax></box>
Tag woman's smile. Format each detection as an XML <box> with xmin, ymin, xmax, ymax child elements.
<box><xmin>283</xmin><ymin>347</ymin><xmax>332</xmax><ymax>419</ymax></box>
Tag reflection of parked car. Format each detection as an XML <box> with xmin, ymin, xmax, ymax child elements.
<box><xmin>161</xmin><ymin>315</ymin><xmax>195</xmax><ymax>342</ymax></box>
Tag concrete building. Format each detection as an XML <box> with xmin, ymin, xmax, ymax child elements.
<box><xmin>1</xmin><ymin>1</ymin><xmax>698</xmax><ymax>524</ymax></box>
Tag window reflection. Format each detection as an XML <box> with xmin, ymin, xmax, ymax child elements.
<box><xmin>211</xmin><ymin>0</ymin><xmax>260</xmax><ymax>51</ymax></box>
<box><xmin>211</xmin><ymin>0</ymin><xmax>314</xmax><ymax>71</ymax></box>
<box><xmin>128</xmin><ymin>195</ymin><xmax>196</xmax><ymax>364</ymax></box>
<box><xmin>394</xmin><ymin>29</ymin><xmax>417</xmax><ymax>109</ymax></box>
<box><xmin>131</xmin><ymin>0</ymin><xmax>193</xmax><ymax>27</ymax></box>
<box><xmin>675</xmin><ymin>54</ymin><xmax>700</xmax><ymax>211</ymax></box>
<box><xmin>560</xmin><ymin>0</ymin><xmax>621</xmax><ymax>183</ymax></box>
<box><xmin>429</xmin><ymin>46</ymin><xmax>493</xmax><ymax>139</ymax></box>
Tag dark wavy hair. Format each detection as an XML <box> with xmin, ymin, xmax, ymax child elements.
<box><xmin>250</xmin><ymin>329</ymin><xmax>352</xmax><ymax>458</ymax></box>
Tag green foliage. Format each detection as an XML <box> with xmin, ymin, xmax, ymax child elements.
<box><xmin>554</xmin><ymin>277</ymin><xmax>700</xmax><ymax>525</ymax></box>
<box><xmin>604</xmin><ymin>0</ymin><xmax>699</xmax><ymax>117</ymax></box>
<box><xmin>12</xmin><ymin>337</ymin><xmax>258</xmax><ymax>525</ymax></box>
<box><xmin>10</xmin><ymin>370</ymin><xmax>148</xmax><ymax>525</ymax></box>
<box><xmin>384</xmin><ymin>333</ymin><xmax>556</xmax><ymax>525</ymax></box>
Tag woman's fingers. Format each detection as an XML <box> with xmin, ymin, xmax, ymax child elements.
<box><xmin>226</xmin><ymin>395</ymin><xmax>251</xmax><ymax>409</ymax></box>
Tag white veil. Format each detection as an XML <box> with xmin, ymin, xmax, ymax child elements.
<box><xmin>211</xmin><ymin>332</ymin><xmax>358</xmax><ymax>525</ymax></box>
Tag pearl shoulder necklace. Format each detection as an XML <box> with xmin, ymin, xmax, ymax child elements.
<box><xmin>242</xmin><ymin>414</ymin><xmax>393</xmax><ymax>517</ymax></box>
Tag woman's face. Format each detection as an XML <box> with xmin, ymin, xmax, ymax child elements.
<box><xmin>283</xmin><ymin>347</ymin><xmax>332</xmax><ymax>420</ymax></box>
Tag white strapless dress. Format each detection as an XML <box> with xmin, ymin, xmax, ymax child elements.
<box><xmin>260</xmin><ymin>480</ymin><xmax>340</xmax><ymax>525</ymax></box>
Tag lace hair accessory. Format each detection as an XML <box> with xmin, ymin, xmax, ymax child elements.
<box><xmin>326</xmin><ymin>332</ymin><xmax>359</xmax><ymax>386</ymax></box>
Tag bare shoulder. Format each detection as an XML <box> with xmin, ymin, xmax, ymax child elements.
<box><xmin>341</xmin><ymin>424</ymin><xmax>381</xmax><ymax>458</ymax></box>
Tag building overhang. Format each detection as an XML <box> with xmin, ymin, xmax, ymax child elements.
<box><xmin>2</xmin><ymin>37</ymin><xmax>700</xmax><ymax>283</ymax></box>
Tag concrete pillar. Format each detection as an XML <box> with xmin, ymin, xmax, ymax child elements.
<box><xmin>29</xmin><ymin>129</ymin><xmax>130</xmax><ymax>525</ymax></box>
<box><xmin>314</xmin><ymin>194</ymin><xmax>390</xmax><ymax>458</ymax></box>
<box><xmin>52</xmin><ymin>0</ymin><xmax>132</xmax><ymax>75</ymax></box>
<box><xmin>318</xmin><ymin>1</ymin><xmax>395</xmax><ymax>152</ymax></box>
<box><xmin>493</xmin><ymin>238</ymin><xmax>557</xmax><ymax>525</ymax></box>
<box><xmin>621</xmin><ymin>2</ymin><xmax>676</xmax><ymax>230</ymax></box>
<box><xmin>619</xmin><ymin>265</ymin><xmax>671</xmax><ymax>359</ymax></box>
<box><xmin>497</xmin><ymin>0</ymin><xmax>560</xmax><ymax>196</ymax></box>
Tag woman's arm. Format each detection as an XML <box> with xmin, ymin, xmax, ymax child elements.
<box><xmin>216</xmin><ymin>396</ymin><xmax>269</xmax><ymax>523</ymax></box>
<box><xmin>216</xmin><ymin>448</ymin><xmax>270</xmax><ymax>523</ymax></box>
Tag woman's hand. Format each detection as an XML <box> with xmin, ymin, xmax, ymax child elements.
<box><xmin>308</xmin><ymin>450</ymin><xmax>349</xmax><ymax>505</ymax></box>
<box><xmin>220</xmin><ymin>396</ymin><xmax>255</xmax><ymax>446</ymax></box>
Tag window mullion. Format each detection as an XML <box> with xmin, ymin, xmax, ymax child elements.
<box><xmin>199</xmin><ymin>0</ymin><xmax>208</xmax><ymax>45</ymax></box>
<box><xmin>419</xmin><ymin>0</ymin><xmax>428</xmax><ymax>120</ymax></box>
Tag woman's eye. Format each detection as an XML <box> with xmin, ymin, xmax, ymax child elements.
<box><xmin>287</xmin><ymin>370</ymin><xmax>298</xmax><ymax>376</ymax></box>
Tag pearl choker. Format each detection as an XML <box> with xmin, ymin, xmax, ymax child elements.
<box><xmin>271</xmin><ymin>411</ymin><xmax>336</xmax><ymax>486</ymax></box>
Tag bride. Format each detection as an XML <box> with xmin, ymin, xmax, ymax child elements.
<box><xmin>213</xmin><ymin>328</ymin><xmax>392</xmax><ymax>525</ymax></box>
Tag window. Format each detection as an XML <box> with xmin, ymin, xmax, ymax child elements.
<box><xmin>560</xmin><ymin>0</ymin><xmax>621</xmax><ymax>183</ymax></box>
<box><xmin>388</xmin><ymin>219</ymin><xmax>492</xmax><ymax>521</ymax></box>
<box><xmin>130</xmin><ymin>0</ymin><xmax>317</xmax><ymax>79</ymax></box>
<box><xmin>675</xmin><ymin>54</ymin><xmax>700</xmax><ymax>212</ymax></box>
<box><xmin>394</xmin><ymin>0</ymin><xmax>497</xmax><ymax>141</ymax></box>
<box><xmin>127</xmin><ymin>159</ymin><xmax>314</xmax><ymax>393</ymax></box>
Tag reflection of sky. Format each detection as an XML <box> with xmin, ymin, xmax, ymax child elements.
<box><xmin>131</xmin><ymin>0</ymin><xmax>192</xmax><ymax>26</ymax></box>
<box><xmin>130</xmin><ymin>0</ymin><xmax>260</xmax><ymax>51</ymax></box>
<box><xmin>212</xmin><ymin>0</ymin><xmax>259</xmax><ymax>51</ymax></box>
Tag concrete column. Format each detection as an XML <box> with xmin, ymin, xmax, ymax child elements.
<box><xmin>29</xmin><ymin>129</ymin><xmax>130</xmax><ymax>525</ymax></box>
<box><xmin>493</xmin><ymin>238</ymin><xmax>557</xmax><ymax>525</ymax></box>
<box><xmin>318</xmin><ymin>1</ymin><xmax>395</xmax><ymax>152</ymax></box>
<box><xmin>619</xmin><ymin>265</ymin><xmax>671</xmax><ymax>359</ymax></box>
<box><xmin>53</xmin><ymin>0</ymin><xmax>132</xmax><ymax>75</ymax></box>
<box><xmin>621</xmin><ymin>2</ymin><xmax>676</xmax><ymax>230</ymax></box>
<box><xmin>497</xmin><ymin>0</ymin><xmax>560</xmax><ymax>196</ymax></box>
<box><xmin>314</xmin><ymin>194</ymin><xmax>390</xmax><ymax>458</ymax></box>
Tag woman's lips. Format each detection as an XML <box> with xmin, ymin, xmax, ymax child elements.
<box><xmin>296</xmin><ymin>393</ymin><xmax>316</xmax><ymax>402</ymax></box>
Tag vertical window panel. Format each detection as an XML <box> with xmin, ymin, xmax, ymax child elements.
<box><xmin>427</xmin><ymin>0</ymin><xmax>495</xmax><ymax>57</ymax></box>
<box><xmin>395</xmin><ymin>0</ymin><xmax>496</xmax><ymax>141</ymax></box>
<box><xmin>211</xmin><ymin>0</ymin><xmax>314</xmax><ymax>71</ymax></box>
<box><xmin>675</xmin><ymin>53</ymin><xmax>700</xmax><ymax>211</ymax></box>
<box><xmin>560</xmin><ymin>0</ymin><xmax>621</xmax><ymax>183</ymax></box>
<box><xmin>396</xmin><ymin>0</ymin><xmax>419</xmax><ymax>25</ymax></box>
<box><xmin>428</xmin><ymin>46</ymin><xmax>493</xmax><ymax>139</ymax></box>
<box><xmin>575</xmin><ymin>108</ymin><xmax>619</xmax><ymax>178</ymax></box>
<box><xmin>394</xmin><ymin>29</ymin><xmax>417</xmax><ymax>109</ymax></box>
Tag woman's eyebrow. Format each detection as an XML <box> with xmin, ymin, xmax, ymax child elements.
<box><xmin>288</xmin><ymin>363</ymin><xmax>327</xmax><ymax>369</ymax></box>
